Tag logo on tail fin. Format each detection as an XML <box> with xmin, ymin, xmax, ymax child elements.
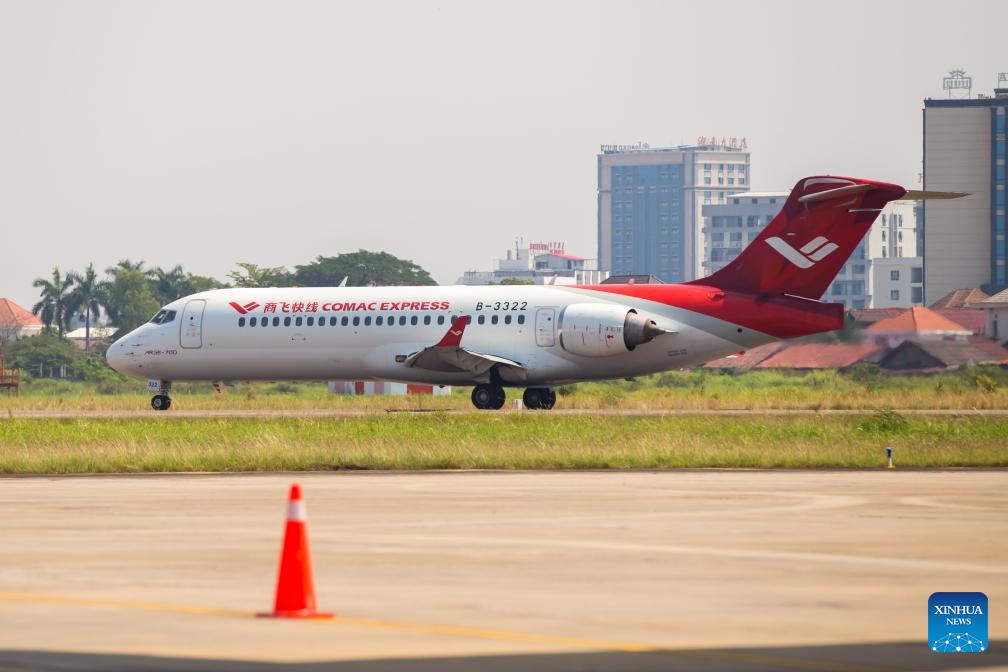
<box><xmin>766</xmin><ymin>236</ymin><xmax>839</xmax><ymax>269</ymax></box>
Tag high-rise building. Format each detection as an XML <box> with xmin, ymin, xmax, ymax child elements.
<box><xmin>922</xmin><ymin>73</ymin><xmax>1008</xmax><ymax>303</ymax></box>
<box><xmin>597</xmin><ymin>140</ymin><xmax>750</xmax><ymax>282</ymax></box>
<box><xmin>702</xmin><ymin>194</ymin><xmax>921</xmax><ymax>309</ymax></box>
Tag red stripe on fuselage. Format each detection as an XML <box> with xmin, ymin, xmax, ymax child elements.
<box><xmin>575</xmin><ymin>283</ymin><xmax>843</xmax><ymax>340</ymax></box>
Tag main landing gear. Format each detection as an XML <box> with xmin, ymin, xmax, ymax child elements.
<box><xmin>469</xmin><ymin>385</ymin><xmax>557</xmax><ymax>410</ymax></box>
<box><xmin>522</xmin><ymin>387</ymin><xmax>556</xmax><ymax>410</ymax></box>
<box><xmin>471</xmin><ymin>384</ymin><xmax>506</xmax><ymax>410</ymax></box>
<box><xmin>151</xmin><ymin>380</ymin><xmax>172</xmax><ymax>411</ymax></box>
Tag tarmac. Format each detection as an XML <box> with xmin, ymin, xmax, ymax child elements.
<box><xmin>0</xmin><ymin>470</ymin><xmax>1006</xmax><ymax>671</ymax></box>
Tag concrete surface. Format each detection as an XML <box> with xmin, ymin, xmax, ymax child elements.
<box><xmin>0</xmin><ymin>471</ymin><xmax>1005</xmax><ymax>671</ymax></box>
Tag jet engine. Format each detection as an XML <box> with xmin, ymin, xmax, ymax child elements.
<box><xmin>558</xmin><ymin>303</ymin><xmax>666</xmax><ymax>357</ymax></box>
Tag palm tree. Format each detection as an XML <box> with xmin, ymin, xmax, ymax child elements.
<box><xmin>68</xmin><ymin>263</ymin><xmax>107</xmax><ymax>353</ymax></box>
<box><xmin>149</xmin><ymin>265</ymin><xmax>192</xmax><ymax>304</ymax></box>
<box><xmin>32</xmin><ymin>267</ymin><xmax>76</xmax><ymax>338</ymax></box>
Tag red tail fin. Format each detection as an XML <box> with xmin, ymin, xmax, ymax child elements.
<box><xmin>690</xmin><ymin>176</ymin><xmax>907</xmax><ymax>299</ymax></box>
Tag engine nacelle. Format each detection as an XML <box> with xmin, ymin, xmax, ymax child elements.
<box><xmin>558</xmin><ymin>303</ymin><xmax>665</xmax><ymax>357</ymax></box>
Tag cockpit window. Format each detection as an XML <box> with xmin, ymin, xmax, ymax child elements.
<box><xmin>148</xmin><ymin>309</ymin><xmax>178</xmax><ymax>325</ymax></box>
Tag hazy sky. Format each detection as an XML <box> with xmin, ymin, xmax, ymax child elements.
<box><xmin>2</xmin><ymin>0</ymin><xmax>1006</xmax><ymax>311</ymax></box>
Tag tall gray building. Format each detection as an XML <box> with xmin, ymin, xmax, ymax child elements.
<box><xmin>597</xmin><ymin>140</ymin><xmax>750</xmax><ymax>282</ymax></box>
<box><xmin>923</xmin><ymin>74</ymin><xmax>1008</xmax><ymax>303</ymax></box>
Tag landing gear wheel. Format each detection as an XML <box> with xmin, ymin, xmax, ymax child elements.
<box><xmin>543</xmin><ymin>389</ymin><xmax>556</xmax><ymax>410</ymax></box>
<box><xmin>151</xmin><ymin>394</ymin><xmax>172</xmax><ymax>411</ymax></box>
<box><xmin>472</xmin><ymin>384</ymin><xmax>506</xmax><ymax>410</ymax></box>
<box><xmin>522</xmin><ymin>387</ymin><xmax>543</xmax><ymax>409</ymax></box>
<box><xmin>523</xmin><ymin>387</ymin><xmax>556</xmax><ymax>410</ymax></box>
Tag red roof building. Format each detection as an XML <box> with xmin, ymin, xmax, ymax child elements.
<box><xmin>863</xmin><ymin>306</ymin><xmax>972</xmax><ymax>346</ymax></box>
<box><xmin>755</xmin><ymin>343</ymin><xmax>884</xmax><ymax>370</ymax></box>
<box><xmin>0</xmin><ymin>298</ymin><xmax>44</xmax><ymax>343</ymax></box>
<box><xmin>703</xmin><ymin>342</ymin><xmax>785</xmax><ymax>370</ymax></box>
<box><xmin>929</xmin><ymin>288</ymin><xmax>989</xmax><ymax>309</ymax></box>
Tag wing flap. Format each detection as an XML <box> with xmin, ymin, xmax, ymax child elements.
<box><xmin>402</xmin><ymin>315</ymin><xmax>527</xmax><ymax>379</ymax></box>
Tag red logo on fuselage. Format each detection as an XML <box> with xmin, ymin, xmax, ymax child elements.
<box><xmin>229</xmin><ymin>301</ymin><xmax>261</xmax><ymax>314</ymax></box>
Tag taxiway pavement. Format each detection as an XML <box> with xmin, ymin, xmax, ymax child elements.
<box><xmin>0</xmin><ymin>471</ymin><xmax>1005</xmax><ymax>671</ymax></box>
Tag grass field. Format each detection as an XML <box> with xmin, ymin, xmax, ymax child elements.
<box><xmin>4</xmin><ymin>365</ymin><xmax>1008</xmax><ymax>412</ymax></box>
<box><xmin>1</xmin><ymin>412</ymin><xmax>1006</xmax><ymax>473</ymax></box>
<box><xmin>2</xmin><ymin>368</ymin><xmax>1005</xmax><ymax>473</ymax></box>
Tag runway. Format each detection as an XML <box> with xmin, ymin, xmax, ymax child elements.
<box><xmin>7</xmin><ymin>407</ymin><xmax>1008</xmax><ymax>419</ymax></box>
<box><xmin>0</xmin><ymin>471</ymin><xmax>1006</xmax><ymax>671</ymax></box>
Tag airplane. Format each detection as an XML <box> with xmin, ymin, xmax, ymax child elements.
<box><xmin>106</xmin><ymin>175</ymin><xmax>964</xmax><ymax>411</ymax></box>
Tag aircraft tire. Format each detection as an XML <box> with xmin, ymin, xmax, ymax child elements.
<box><xmin>151</xmin><ymin>394</ymin><xmax>172</xmax><ymax>411</ymax></box>
<box><xmin>522</xmin><ymin>387</ymin><xmax>544</xmax><ymax>410</ymax></box>
<box><xmin>471</xmin><ymin>385</ymin><xmax>494</xmax><ymax>410</ymax></box>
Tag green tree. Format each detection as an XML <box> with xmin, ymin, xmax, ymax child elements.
<box><xmin>227</xmin><ymin>262</ymin><xmax>293</xmax><ymax>288</ymax></box>
<box><xmin>294</xmin><ymin>250</ymin><xmax>436</xmax><ymax>287</ymax></box>
<box><xmin>186</xmin><ymin>273</ymin><xmax>228</xmax><ymax>293</ymax></box>
<box><xmin>32</xmin><ymin>267</ymin><xmax>76</xmax><ymax>337</ymax></box>
<box><xmin>5</xmin><ymin>331</ymin><xmax>81</xmax><ymax>378</ymax></box>
<box><xmin>105</xmin><ymin>267</ymin><xmax>160</xmax><ymax>336</ymax></box>
<box><xmin>67</xmin><ymin>263</ymin><xmax>108</xmax><ymax>354</ymax></box>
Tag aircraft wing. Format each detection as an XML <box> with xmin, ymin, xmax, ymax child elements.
<box><xmin>403</xmin><ymin>316</ymin><xmax>527</xmax><ymax>378</ymax></box>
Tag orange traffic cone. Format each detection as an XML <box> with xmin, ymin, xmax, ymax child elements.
<box><xmin>257</xmin><ymin>483</ymin><xmax>333</xmax><ymax>619</ymax></box>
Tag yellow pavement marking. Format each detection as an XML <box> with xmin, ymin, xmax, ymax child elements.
<box><xmin>0</xmin><ymin>591</ymin><xmax>891</xmax><ymax>671</ymax></box>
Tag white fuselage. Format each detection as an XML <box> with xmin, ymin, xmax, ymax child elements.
<box><xmin>106</xmin><ymin>285</ymin><xmax>774</xmax><ymax>387</ymax></box>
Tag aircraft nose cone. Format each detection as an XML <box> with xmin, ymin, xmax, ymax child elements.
<box><xmin>105</xmin><ymin>338</ymin><xmax>128</xmax><ymax>374</ymax></box>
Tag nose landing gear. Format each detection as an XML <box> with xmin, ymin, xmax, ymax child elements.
<box><xmin>150</xmin><ymin>380</ymin><xmax>173</xmax><ymax>411</ymax></box>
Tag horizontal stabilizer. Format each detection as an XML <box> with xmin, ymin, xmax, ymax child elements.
<box><xmin>903</xmin><ymin>190</ymin><xmax>969</xmax><ymax>200</ymax></box>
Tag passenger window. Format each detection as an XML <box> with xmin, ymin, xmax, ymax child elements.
<box><xmin>491</xmin><ymin>315</ymin><xmax>499</xmax><ymax>325</ymax></box>
<box><xmin>250</xmin><ymin>317</ymin><xmax>258</xmax><ymax>327</ymax></box>
<box><xmin>411</xmin><ymin>316</ymin><xmax>418</xmax><ymax>325</ymax></box>
<box><xmin>423</xmin><ymin>315</ymin><xmax>431</xmax><ymax>325</ymax></box>
<box><xmin>517</xmin><ymin>315</ymin><xmax>526</xmax><ymax>325</ymax></box>
<box><xmin>364</xmin><ymin>316</ymin><xmax>372</xmax><ymax>326</ymax></box>
<box><xmin>504</xmin><ymin>315</ymin><xmax>512</xmax><ymax>325</ymax></box>
<box><xmin>353</xmin><ymin>316</ymin><xmax>360</xmax><ymax>326</ymax></box>
<box><xmin>331</xmin><ymin>317</ymin><xmax>339</xmax><ymax>326</ymax></box>
<box><xmin>376</xmin><ymin>316</ymin><xmax>384</xmax><ymax>326</ymax></box>
<box><xmin>478</xmin><ymin>315</ymin><xmax>486</xmax><ymax>325</ymax></box>
<box><xmin>238</xmin><ymin>317</ymin><xmax>246</xmax><ymax>327</ymax></box>
<box><xmin>295</xmin><ymin>317</ymin><xmax>303</xmax><ymax>326</ymax></box>
<box><xmin>340</xmin><ymin>316</ymin><xmax>348</xmax><ymax>326</ymax></box>
<box><xmin>399</xmin><ymin>316</ymin><xmax>406</xmax><ymax>326</ymax></box>
<box><xmin>273</xmin><ymin>317</ymin><xmax>280</xmax><ymax>327</ymax></box>
<box><xmin>284</xmin><ymin>317</ymin><xmax>292</xmax><ymax>327</ymax></box>
<box><xmin>437</xmin><ymin>315</ymin><xmax>445</xmax><ymax>325</ymax></box>
<box><xmin>307</xmin><ymin>317</ymin><xmax>314</xmax><ymax>326</ymax></box>
<box><xmin>261</xmin><ymin>319</ymin><xmax>267</xmax><ymax>327</ymax></box>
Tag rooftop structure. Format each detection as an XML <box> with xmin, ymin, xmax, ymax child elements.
<box><xmin>457</xmin><ymin>239</ymin><xmax>607</xmax><ymax>286</ymax></box>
